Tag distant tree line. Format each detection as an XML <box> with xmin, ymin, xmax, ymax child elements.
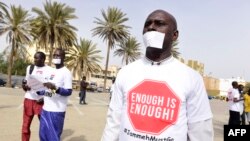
<box><xmin>0</xmin><ymin>53</ymin><xmax>30</xmax><ymax>76</ymax></box>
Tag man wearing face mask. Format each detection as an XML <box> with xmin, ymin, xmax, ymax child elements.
<box><xmin>36</xmin><ymin>48</ymin><xmax>72</xmax><ymax>141</ymax></box>
<box><xmin>101</xmin><ymin>10</ymin><xmax>213</xmax><ymax>141</ymax></box>
<box><xmin>21</xmin><ymin>51</ymin><xmax>52</xmax><ymax>141</ymax></box>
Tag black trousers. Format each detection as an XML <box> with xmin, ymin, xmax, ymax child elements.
<box><xmin>241</xmin><ymin>111</ymin><xmax>246</xmax><ymax>125</ymax></box>
<box><xmin>228</xmin><ymin>110</ymin><xmax>240</xmax><ymax>125</ymax></box>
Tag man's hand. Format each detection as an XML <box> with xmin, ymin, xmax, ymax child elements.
<box><xmin>43</xmin><ymin>82</ymin><xmax>56</xmax><ymax>90</ymax></box>
<box><xmin>22</xmin><ymin>79</ymin><xmax>31</xmax><ymax>91</ymax></box>
<box><xmin>36</xmin><ymin>90</ymin><xmax>53</xmax><ymax>97</ymax></box>
<box><xmin>22</xmin><ymin>84</ymin><xmax>31</xmax><ymax>91</ymax></box>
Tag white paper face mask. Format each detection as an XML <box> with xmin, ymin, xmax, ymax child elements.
<box><xmin>143</xmin><ymin>31</ymin><xmax>165</xmax><ymax>49</ymax></box>
<box><xmin>52</xmin><ymin>58</ymin><xmax>61</xmax><ymax>64</ymax></box>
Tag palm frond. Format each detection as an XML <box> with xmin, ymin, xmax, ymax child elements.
<box><xmin>65</xmin><ymin>38</ymin><xmax>103</xmax><ymax>81</ymax></box>
<box><xmin>114</xmin><ymin>36</ymin><xmax>141</xmax><ymax>65</ymax></box>
<box><xmin>92</xmin><ymin>7</ymin><xmax>130</xmax><ymax>88</ymax></box>
<box><xmin>32</xmin><ymin>0</ymin><xmax>77</xmax><ymax>65</ymax></box>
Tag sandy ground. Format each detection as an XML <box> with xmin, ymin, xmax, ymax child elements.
<box><xmin>0</xmin><ymin>87</ymin><xmax>227</xmax><ymax>141</ymax></box>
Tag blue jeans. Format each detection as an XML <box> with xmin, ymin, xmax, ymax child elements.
<box><xmin>79</xmin><ymin>91</ymin><xmax>86</xmax><ymax>104</ymax></box>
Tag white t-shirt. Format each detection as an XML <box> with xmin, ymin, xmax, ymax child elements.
<box><xmin>24</xmin><ymin>65</ymin><xmax>53</xmax><ymax>100</ymax></box>
<box><xmin>43</xmin><ymin>66</ymin><xmax>72</xmax><ymax>112</ymax></box>
<box><xmin>110</xmin><ymin>84</ymin><xmax>115</xmax><ymax>94</ymax></box>
<box><xmin>101</xmin><ymin>56</ymin><xmax>213</xmax><ymax>141</ymax></box>
<box><xmin>227</xmin><ymin>88</ymin><xmax>241</xmax><ymax>112</ymax></box>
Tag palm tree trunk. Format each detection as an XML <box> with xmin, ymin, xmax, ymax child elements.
<box><xmin>6</xmin><ymin>40</ymin><xmax>15</xmax><ymax>87</ymax></box>
<box><xmin>125</xmin><ymin>54</ymin><xmax>128</xmax><ymax>65</ymax></box>
<box><xmin>80</xmin><ymin>61</ymin><xmax>84</xmax><ymax>82</ymax></box>
<box><xmin>48</xmin><ymin>43</ymin><xmax>54</xmax><ymax>66</ymax></box>
<box><xmin>104</xmin><ymin>41</ymin><xmax>111</xmax><ymax>90</ymax></box>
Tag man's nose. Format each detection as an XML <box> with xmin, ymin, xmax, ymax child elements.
<box><xmin>148</xmin><ymin>23</ymin><xmax>156</xmax><ymax>31</ymax></box>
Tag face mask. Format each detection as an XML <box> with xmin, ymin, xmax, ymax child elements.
<box><xmin>143</xmin><ymin>31</ymin><xmax>165</xmax><ymax>49</ymax></box>
<box><xmin>52</xmin><ymin>58</ymin><xmax>61</xmax><ymax>64</ymax></box>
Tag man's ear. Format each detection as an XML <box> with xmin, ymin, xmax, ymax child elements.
<box><xmin>172</xmin><ymin>30</ymin><xmax>179</xmax><ymax>41</ymax></box>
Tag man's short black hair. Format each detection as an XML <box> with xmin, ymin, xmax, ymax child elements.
<box><xmin>36</xmin><ymin>51</ymin><xmax>46</xmax><ymax>60</ymax></box>
<box><xmin>232</xmin><ymin>81</ymin><xmax>238</xmax><ymax>87</ymax></box>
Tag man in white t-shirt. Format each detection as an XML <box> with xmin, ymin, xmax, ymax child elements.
<box><xmin>37</xmin><ymin>48</ymin><xmax>72</xmax><ymax>141</ymax></box>
<box><xmin>227</xmin><ymin>81</ymin><xmax>241</xmax><ymax>125</ymax></box>
<box><xmin>101</xmin><ymin>9</ymin><xmax>213</xmax><ymax>141</ymax></box>
<box><xmin>21</xmin><ymin>51</ymin><xmax>52</xmax><ymax>141</ymax></box>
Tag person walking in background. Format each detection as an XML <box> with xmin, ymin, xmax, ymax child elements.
<box><xmin>21</xmin><ymin>51</ymin><xmax>51</xmax><ymax>141</ymax></box>
<box><xmin>238</xmin><ymin>84</ymin><xmax>245</xmax><ymax>125</ymax></box>
<box><xmin>244</xmin><ymin>88</ymin><xmax>250</xmax><ymax>125</ymax></box>
<box><xmin>79</xmin><ymin>76</ymin><xmax>88</xmax><ymax>105</ymax></box>
<box><xmin>227</xmin><ymin>81</ymin><xmax>242</xmax><ymax>125</ymax></box>
<box><xmin>36</xmin><ymin>48</ymin><xmax>72</xmax><ymax>141</ymax></box>
<box><xmin>101</xmin><ymin>9</ymin><xmax>213</xmax><ymax>141</ymax></box>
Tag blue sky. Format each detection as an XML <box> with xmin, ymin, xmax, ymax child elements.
<box><xmin>1</xmin><ymin>0</ymin><xmax>250</xmax><ymax>81</ymax></box>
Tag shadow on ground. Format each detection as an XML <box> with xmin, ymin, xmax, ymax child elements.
<box><xmin>62</xmin><ymin>129</ymin><xmax>87</xmax><ymax>141</ymax></box>
<box><xmin>213</xmin><ymin>119</ymin><xmax>226</xmax><ymax>136</ymax></box>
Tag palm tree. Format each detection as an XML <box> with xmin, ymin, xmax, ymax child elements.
<box><xmin>114</xmin><ymin>36</ymin><xmax>141</xmax><ymax>65</ymax></box>
<box><xmin>66</xmin><ymin>38</ymin><xmax>103</xmax><ymax>81</ymax></box>
<box><xmin>171</xmin><ymin>40</ymin><xmax>180</xmax><ymax>58</ymax></box>
<box><xmin>2</xmin><ymin>41</ymin><xmax>32</xmax><ymax>61</ymax></box>
<box><xmin>0</xmin><ymin>2</ymin><xmax>8</xmax><ymax>18</ymax></box>
<box><xmin>92</xmin><ymin>7</ymin><xmax>130</xmax><ymax>89</ymax></box>
<box><xmin>32</xmin><ymin>0</ymin><xmax>77</xmax><ymax>65</ymax></box>
<box><xmin>0</xmin><ymin>5</ymin><xmax>33</xmax><ymax>87</ymax></box>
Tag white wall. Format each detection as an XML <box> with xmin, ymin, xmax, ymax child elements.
<box><xmin>219</xmin><ymin>77</ymin><xmax>246</xmax><ymax>96</ymax></box>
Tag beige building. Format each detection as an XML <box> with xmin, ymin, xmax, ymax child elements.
<box><xmin>178</xmin><ymin>57</ymin><xmax>221</xmax><ymax>96</ymax></box>
<box><xmin>186</xmin><ymin>60</ymin><xmax>204</xmax><ymax>75</ymax></box>
<box><xmin>88</xmin><ymin>65</ymin><xmax>119</xmax><ymax>88</ymax></box>
<box><xmin>177</xmin><ymin>57</ymin><xmax>204</xmax><ymax>75</ymax></box>
<box><xmin>203</xmin><ymin>76</ymin><xmax>220</xmax><ymax>96</ymax></box>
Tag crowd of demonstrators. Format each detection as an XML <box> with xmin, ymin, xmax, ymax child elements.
<box><xmin>227</xmin><ymin>81</ymin><xmax>250</xmax><ymax>125</ymax></box>
<box><xmin>21</xmin><ymin>52</ymin><xmax>52</xmax><ymax>141</ymax></box>
<box><xmin>101</xmin><ymin>9</ymin><xmax>213</xmax><ymax>141</ymax></box>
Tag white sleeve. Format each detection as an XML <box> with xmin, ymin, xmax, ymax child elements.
<box><xmin>64</xmin><ymin>68</ymin><xmax>72</xmax><ymax>89</ymax></box>
<box><xmin>186</xmin><ymin>74</ymin><xmax>213</xmax><ymax>123</ymax></box>
<box><xmin>187</xmin><ymin>119</ymin><xmax>214</xmax><ymax>141</ymax></box>
<box><xmin>101</xmin><ymin>75</ymin><xmax>123</xmax><ymax>141</ymax></box>
<box><xmin>186</xmin><ymin>74</ymin><xmax>213</xmax><ymax>141</ymax></box>
<box><xmin>233</xmin><ymin>89</ymin><xmax>240</xmax><ymax>99</ymax></box>
<box><xmin>25</xmin><ymin>65</ymin><xmax>30</xmax><ymax>80</ymax></box>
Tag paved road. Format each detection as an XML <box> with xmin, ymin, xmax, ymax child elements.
<box><xmin>0</xmin><ymin>87</ymin><xmax>226</xmax><ymax>141</ymax></box>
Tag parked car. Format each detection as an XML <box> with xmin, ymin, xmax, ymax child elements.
<box><xmin>87</xmin><ymin>82</ymin><xmax>97</xmax><ymax>92</ymax></box>
<box><xmin>0</xmin><ymin>78</ymin><xmax>17</xmax><ymax>88</ymax></box>
<box><xmin>0</xmin><ymin>78</ymin><xmax>6</xmax><ymax>86</ymax></box>
<box><xmin>97</xmin><ymin>86</ymin><xmax>104</xmax><ymax>93</ymax></box>
<box><xmin>208</xmin><ymin>95</ymin><xmax>214</xmax><ymax>100</ymax></box>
